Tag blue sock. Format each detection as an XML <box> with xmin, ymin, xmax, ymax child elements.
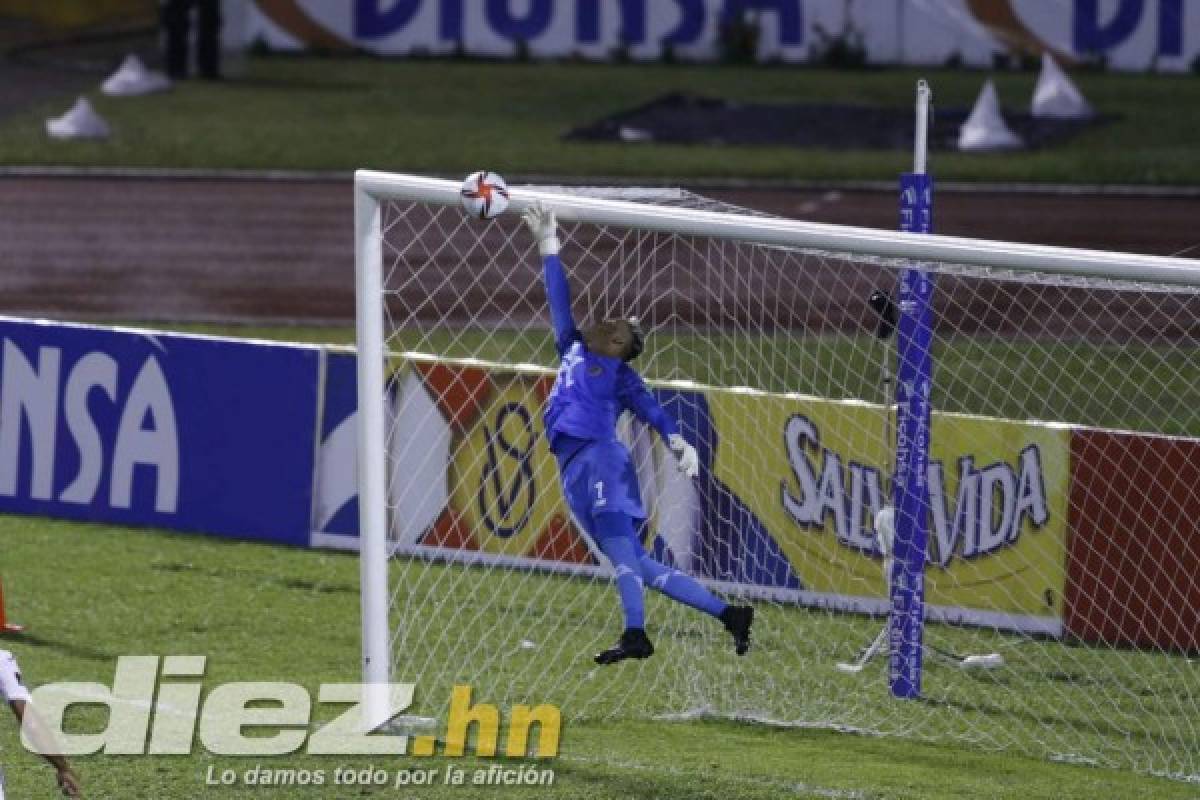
<box><xmin>594</xmin><ymin>516</ymin><xmax>645</xmax><ymax>630</ymax></box>
<box><xmin>594</xmin><ymin>512</ymin><xmax>727</xmax><ymax>624</ymax></box>
<box><xmin>638</xmin><ymin>555</ymin><xmax>727</xmax><ymax>619</ymax></box>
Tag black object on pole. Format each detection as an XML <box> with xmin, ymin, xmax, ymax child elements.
<box><xmin>868</xmin><ymin>289</ymin><xmax>897</xmax><ymax>340</ymax></box>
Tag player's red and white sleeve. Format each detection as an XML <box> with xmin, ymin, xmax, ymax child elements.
<box><xmin>0</xmin><ymin>649</ymin><xmax>31</xmax><ymax>704</ymax></box>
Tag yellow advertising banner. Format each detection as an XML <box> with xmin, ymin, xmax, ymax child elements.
<box><xmin>397</xmin><ymin>360</ymin><xmax>595</xmax><ymax>566</ymax></box>
<box><xmin>386</xmin><ymin>355</ymin><xmax>1067</xmax><ymax>628</ymax></box>
<box><xmin>447</xmin><ymin>376</ymin><xmax>569</xmax><ymax>560</ymax></box>
<box><xmin>707</xmin><ymin>392</ymin><xmax>1069</xmax><ymax>620</ymax></box>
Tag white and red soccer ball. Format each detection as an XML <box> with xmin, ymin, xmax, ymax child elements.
<box><xmin>460</xmin><ymin>170</ymin><xmax>509</xmax><ymax>219</ymax></box>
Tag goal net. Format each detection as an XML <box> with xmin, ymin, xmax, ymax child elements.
<box><xmin>354</xmin><ymin>171</ymin><xmax>1200</xmax><ymax>780</ymax></box>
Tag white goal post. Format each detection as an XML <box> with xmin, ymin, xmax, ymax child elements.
<box><xmin>353</xmin><ymin>167</ymin><xmax>1200</xmax><ymax>777</ymax></box>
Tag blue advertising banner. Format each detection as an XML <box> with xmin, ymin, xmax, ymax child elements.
<box><xmin>890</xmin><ymin>173</ymin><xmax>934</xmax><ymax>699</ymax></box>
<box><xmin>0</xmin><ymin>319</ymin><xmax>319</xmax><ymax>546</ymax></box>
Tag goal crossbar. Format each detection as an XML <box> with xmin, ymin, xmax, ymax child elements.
<box><xmin>355</xmin><ymin>170</ymin><xmax>1200</xmax><ymax>287</ymax></box>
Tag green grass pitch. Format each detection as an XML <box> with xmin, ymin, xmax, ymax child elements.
<box><xmin>1</xmin><ymin>515</ymin><xmax>1198</xmax><ymax>799</ymax></box>
<box><xmin>3</xmin><ymin>59</ymin><xmax>1200</xmax><ymax>184</ymax></box>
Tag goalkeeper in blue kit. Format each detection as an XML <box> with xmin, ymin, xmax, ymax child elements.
<box><xmin>523</xmin><ymin>203</ymin><xmax>754</xmax><ymax>665</ymax></box>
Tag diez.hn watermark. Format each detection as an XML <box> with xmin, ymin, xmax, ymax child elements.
<box><xmin>23</xmin><ymin>656</ymin><xmax>560</xmax><ymax>758</ymax></box>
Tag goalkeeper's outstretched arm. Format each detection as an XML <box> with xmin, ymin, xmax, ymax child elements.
<box><xmin>523</xmin><ymin>201</ymin><xmax>699</xmax><ymax>478</ymax></box>
<box><xmin>618</xmin><ymin>370</ymin><xmax>699</xmax><ymax>479</ymax></box>
<box><xmin>523</xmin><ymin>203</ymin><xmax>579</xmax><ymax>355</ymax></box>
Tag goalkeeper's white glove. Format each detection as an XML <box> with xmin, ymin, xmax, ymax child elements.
<box><xmin>522</xmin><ymin>202</ymin><xmax>559</xmax><ymax>256</ymax></box>
<box><xmin>668</xmin><ymin>433</ymin><xmax>699</xmax><ymax>479</ymax></box>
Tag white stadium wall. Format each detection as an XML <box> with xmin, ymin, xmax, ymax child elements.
<box><xmin>235</xmin><ymin>0</ymin><xmax>1200</xmax><ymax>72</ymax></box>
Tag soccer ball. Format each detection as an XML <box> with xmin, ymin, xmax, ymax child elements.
<box><xmin>460</xmin><ymin>171</ymin><xmax>509</xmax><ymax>219</ymax></box>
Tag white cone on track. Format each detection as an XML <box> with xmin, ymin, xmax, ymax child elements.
<box><xmin>958</xmin><ymin>80</ymin><xmax>1023</xmax><ymax>152</ymax></box>
<box><xmin>45</xmin><ymin>96</ymin><xmax>111</xmax><ymax>140</ymax></box>
<box><xmin>1032</xmin><ymin>53</ymin><xmax>1092</xmax><ymax>119</ymax></box>
<box><xmin>102</xmin><ymin>53</ymin><xmax>171</xmax><ymax>97</ymax></box>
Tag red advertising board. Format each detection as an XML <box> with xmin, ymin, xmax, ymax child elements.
<box><xmin>1066</xmin><ymin>430</ymin><xmax>1200</xmax><ymax>651</ymax></box>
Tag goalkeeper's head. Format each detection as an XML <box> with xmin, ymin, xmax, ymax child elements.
<box><xmin>585</xmin><ymin>317</ymin><xmax>644</xmax><ymax>362</ymax></box>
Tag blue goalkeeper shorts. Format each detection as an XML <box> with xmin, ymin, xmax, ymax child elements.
<box><xmin>557</xmin><ymin>439</ymin><xmax>645</xmax><ymax>540</ymax></box>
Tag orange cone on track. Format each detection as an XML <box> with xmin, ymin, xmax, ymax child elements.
<box><xmin>0</xmin><ymin>577</ymin><xmax>24</xmax><ymax>634</ymax></box>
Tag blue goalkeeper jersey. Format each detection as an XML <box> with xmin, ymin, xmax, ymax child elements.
<box><xmin>540</xmin><ymin>255</ymin><xmax>677</xmax><ymax>457</ymax></box>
